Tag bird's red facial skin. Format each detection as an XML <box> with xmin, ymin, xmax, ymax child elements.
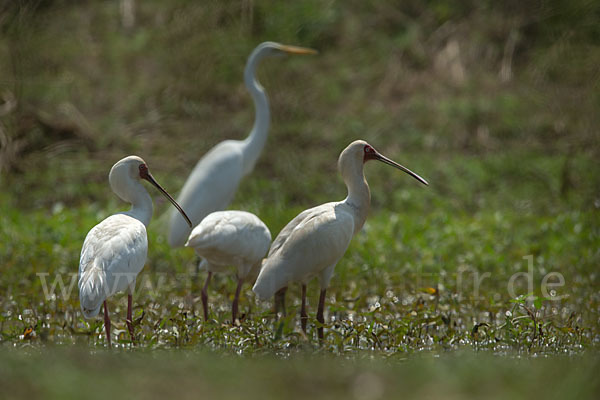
<box><xmin>139</xmin><ymin>164</ymin><xmax>149</xmax><ymax>179</ymax></box>
<box><xmin>363</xmin><ymin>145</ymin><xmax>377</xmax><ymax>162</ymax></box>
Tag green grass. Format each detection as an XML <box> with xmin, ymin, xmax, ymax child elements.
<box><xmin>1</xmin><ymin>0</ymin><xmax>599</xmax><ymax>397</ymax></box>
<box><xmin>1</xmin><ymin>348</ymin><xmax>599</xmax><ymax>400</ymax></box>
<box><xmin>1</xmin><ymin>160</ymin><xmax>597</xmax><ymax>354</ymax></box>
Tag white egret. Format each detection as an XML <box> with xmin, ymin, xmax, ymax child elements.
<box><xmin>78</xmin><ymin>156</ymin><xmax>192</xmax><ymax>347</ymax></box>
<box><xmin>252</xmin><ymin>140</ymin><xmax>428</xmax><ymax>339</ymax></box>
<box><xmin>185</xmin><ymin>210</ymin><xmax>271</xmax><ymax>323</ymax></box>
<box><xmin>168</xmin><ymin>41</ymin><xmax>317</xmax><ymax>247</ymax></box>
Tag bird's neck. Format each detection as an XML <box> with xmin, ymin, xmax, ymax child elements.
<box><xmin>241</xmin><ymin>53</ymin><xmax>270</xmax><ymax>175</ymax></box>
<box><xmin>343</xmin><ymin>164</ymin><xmax>371</xmax><ymax>234</ymax></box>
<box><xmin>127</xmin><ymin>183</ymin><xmax>153</xmax><ymax>227</ymax></box>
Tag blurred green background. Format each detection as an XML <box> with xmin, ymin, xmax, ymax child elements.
<box><xmin>0</xmin><ymin>0</ymin><xmax>599</xmax><ymax>398</ymax></box>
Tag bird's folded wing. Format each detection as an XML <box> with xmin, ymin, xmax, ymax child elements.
<box><xmin>79</xmin><ymin>214</ymin><xmax>148</xmax><ymax>295</ymax></box>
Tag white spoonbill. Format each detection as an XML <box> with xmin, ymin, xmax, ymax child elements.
<box><xmin>185</xmin><ymin>210</ymin><xmax>271</xmax><ymax>323</ymax></box>
<box><xmin>78</xmin><ymin>156</ymin><xmax>192</xmax><ymax>347</ymax></box>
<box><xmin>167</xmin><ymin>41</ymin><xmax>317</xmax><ymax>247</ymax></box>
<box><xmin>252</xmin><ymin>140</ymin><xmax>428</xmax><ymax>339</ymax></box>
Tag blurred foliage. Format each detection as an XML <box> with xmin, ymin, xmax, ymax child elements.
<box><xmin>0</xmin><ymin>0</ymin><xmax>599</xmax><ymax>376</ymax></box>
<box><xmin>1</xmin><ymin>347</ymin><xmax>598</xmax><ymax>400</ymax></box>
<box><xmin>0</xmin><ymin>0</ymin><xmax>598</xmax><ymax>207</ymax></box>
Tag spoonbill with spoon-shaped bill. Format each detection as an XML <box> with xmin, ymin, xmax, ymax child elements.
<box><xmin>78</xmin><ymin>156</ymin><xmax>192</xmax><ymax>347</ymax></box>
<box><xmin>252</xmin><ymin>140</ymin><xmax>428</xmax><ymax>340</ymax></box>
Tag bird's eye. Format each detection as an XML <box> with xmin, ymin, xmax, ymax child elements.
<box><xmin>138</xmin><ymin>164</ymin><xmax>148</xmax><ymax>177</ymax></box>
<box><xmin>364</xmin><ymin>146</ymin><xmax>373</xmax><ymax>153</ymax></box>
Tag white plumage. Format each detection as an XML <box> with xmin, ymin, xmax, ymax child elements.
<box><xmin>253</xmin><ymin>140</ymin><xmax>428</xmax><ymax>339</ymax></box>
<box><xmin>167</xmin><ymin>42</ymin><xmax>317</xmax><ymax>247</ymax></box>
<box><xmin>185</xmin><ymin>210</ymin><xmax>271</xmax><ymax>323</ymax></box>
<box><xmin>256</xmin><ymin>203</ymin><xmax>355</xmax><ymax>297</ymax></box>
<box><xmin>78</xmin><ymin>156</ymin><xmax>191</xmax><ymax>347</ymax></box>
<box><xmin>168</xmin><ymin>142</ymin><xmax>244</xmax><ymax>248</ymax></box>
<box><xmin>79</xmin><ymin>214</ymin><xmax>147</xmax><ymax>318</ymax></box>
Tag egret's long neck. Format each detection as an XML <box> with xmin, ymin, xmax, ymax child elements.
<box><xmin>342</xmin><ymin>162</ymin><xmax>371</xmax><ymax>234</ymax></box>
<box><xmin>127</xmin><ymin>182</ymin><xmax>153</xmax><ymax>227</ymax></box>
<box><xmin>241</xmin><ymin>51</ymin><xmax>270</xmax><ymax>175</ymax></box>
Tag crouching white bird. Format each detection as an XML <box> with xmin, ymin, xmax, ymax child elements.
<box><xmin>78</xmin><ymin>156</ymin><xmax>192</xmax><ymax>347</ymax></box>
<box><xmin>185</xmin><ymin>210</ymin><xmax>271</xmax><ymax>323</ymax></box>
<box><xmin>252</xmin><ymin>140</ymin><xmax>428</xmax><ymax>339</ymax></box>
<box><xmin>167</xmin><ymin>41</ymin><xmax>317</xmax><ymax>248</ymax></box>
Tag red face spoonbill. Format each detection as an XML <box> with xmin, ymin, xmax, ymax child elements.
<box><xmin>184</xmin><ymin>210</ymin><xmax>271</xmax><ymax>324</ymax></box>
<box><xmin>78</xmin><ymin>156</ymin><xmax>192</xmax><ymax>347</ymax></box>
<box><xmin>167</xmin><ymin>41</ymin><xmax>317</xmax><ymax>248</ymax></box>
<box><xmin>252</xmin><ymin>140</ymin><xmax>428</xmax><ymax>340</ymax></box>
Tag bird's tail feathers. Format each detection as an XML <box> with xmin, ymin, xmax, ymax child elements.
<box><xmin>245</xmin><ymin>259</ymin><xmax>264</xmax><ymax>285</ymax></box>
<box><xmin>78</xmin><ymin>266</ymin><xmax>107</xmax><ymax>318</ymax></box>
<box><xmin>251</xmin><ymin>260</ymin><xmax>291</xmax><ymax>301</ymax></box>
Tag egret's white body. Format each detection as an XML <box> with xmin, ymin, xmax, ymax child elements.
<box><xmin>168</xmin><ymin>42</ymin><xmax>317</xmax><ymax>247</ymax></box>
<box><xmin>185</xmin><ymin>210</ymin><xmax>271</xmax><ymax>322</ymax></box>
<box><xmin>78</xmin><ymin>156</ymin><xmax>191</xmax><ymax>347</ymax></box>
<box><xmin>252</xmin><ymin>140</ymin><xmax>428</xmax><ymax>338</ymax></box>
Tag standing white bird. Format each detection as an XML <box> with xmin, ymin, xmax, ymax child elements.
<box><xmin>167</xmin><ymin>41</ymin><xmax>317</xmax><ymax>247</ymax></box>
<box><xmin>252</xmin><ymin>140</ymin><xmax>428</xmax><ymax>339</ymax></box>
<box><xmin>78</xmin><ymin>156</ymin><xmax>192</xmax><ymax>347</ymax></box>
<box><xmin>185</xmin><ymin>210</ymin><xmax>271</xmax><ymax>323</ymax></box>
